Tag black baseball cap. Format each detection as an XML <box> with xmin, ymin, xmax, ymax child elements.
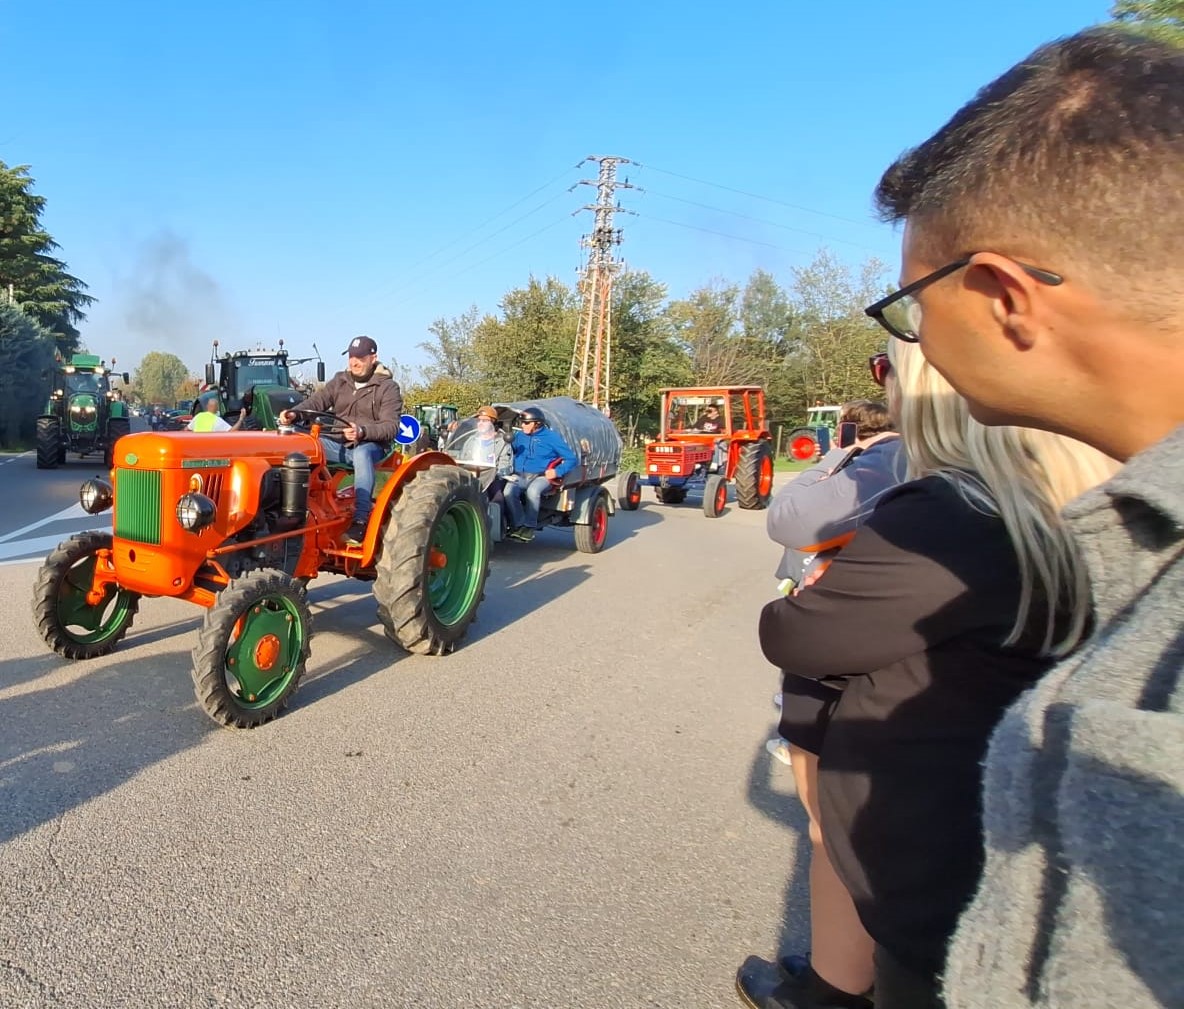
<box><xmin>345</xmin><ymin>336</ymin><xmax>378</xmax><ymax>358</ymax></box>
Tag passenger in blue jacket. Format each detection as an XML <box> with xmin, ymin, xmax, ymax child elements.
<box><xmin>503</xmin><ymin>406</ymin><xmax>578</xmax><ymax>541</ymax></box>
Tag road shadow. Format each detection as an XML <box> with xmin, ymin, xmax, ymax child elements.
<box><xmin>0</xmin><ymin>644</ymin><xmax>213</xmax><ymax>845</ymax></box>
<box><xmin>0</xmin><ymin>592</ymin><xmax>412</xmax><ymax>844</ymax></box>
<box><xmin>744</xmin><ymin>730</ymin><xmax>812</xmax><ymax>960</ymax></box>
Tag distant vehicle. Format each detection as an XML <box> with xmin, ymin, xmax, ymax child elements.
<box><xmin>640</xmin><ymin>386</ymin><xmax>774</xmax><ymax>518</ymax></box>
<box><xmin>36</xmin><ymin>354</ymin><xmax>132</xmax><ymax>469</ymax></box>
<box><xmin>786</xmin><ymin>405</ymin><xmax>840</xmax><ymax>461</ymax></box>
<box><xmin>201</xmin><ymin>339</ymin><xmax>325</xmax><ymax>430</ymax></box>
<box><xmin>414</xmin><ymin>404</ymin><xmax>460</xmax><ymax>450</ymax></box>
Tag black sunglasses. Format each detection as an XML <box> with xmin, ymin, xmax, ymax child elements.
<box><xmin>864</xmin><ymin>257</ymin><xmax>1064</xmax><ymax>343</ymax></box>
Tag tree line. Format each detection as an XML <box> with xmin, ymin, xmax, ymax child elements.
<box><xmin>403</xmin><ymin>255</ymin><xmax>890</xmax><ymax>440</ymax></box>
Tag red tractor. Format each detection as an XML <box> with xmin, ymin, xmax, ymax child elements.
<box><xmin>641</xmin><ymin>386</ymin><xmax>775</xmax><ymax>517</ymax></box>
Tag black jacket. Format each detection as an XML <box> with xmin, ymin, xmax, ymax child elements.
<box><xmin>759</xmin><ymin>476</ymin><xmax>1057</xmax><ymax>976</ymax></box>
<box><xmin>295</xmin><ymin>370</ymin><xmax>404</xmax><ymax>446</ymax></box>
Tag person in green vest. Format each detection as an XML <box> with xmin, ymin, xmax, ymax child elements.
<box><xmin>187</xmin><ymin>398</ymin><xmax>246</xmax><ymax>433</ymax></box>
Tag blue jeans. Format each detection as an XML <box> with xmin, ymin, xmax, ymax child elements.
<box><xmin>320</xmin><ymin>438</ymin><xmax>385</xmax><ymax>522</ymax></box>
<box><xmin>504</xmin><ymin>475</ymin><xmax>552</xmax><ymax>529</ymax></box>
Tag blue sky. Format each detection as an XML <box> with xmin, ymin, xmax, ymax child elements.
<box><xmin>2</xmin><ymin>0</ymin><xmax>1110</xmax><ymax>379</ymax></box>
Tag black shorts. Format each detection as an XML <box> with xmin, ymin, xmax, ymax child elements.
<box><xmin>778</xmin><ymin>673</ymin><xmax>845</xmax><ymax>756</ymax></box>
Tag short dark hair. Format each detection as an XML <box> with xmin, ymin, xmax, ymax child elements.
<box><xmin>840</xmin><ymin>400</ymin><xmax>893</xmax><ymax>438</ymax></box>
<box><xmin>875</xmin><ymin>28</ymin><xmax>1183</xmax><ymax>307</ymax></box>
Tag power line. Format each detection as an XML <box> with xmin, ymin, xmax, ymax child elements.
<box><xmin>375</xmin><ymin>188</ymin><xmax>574</xmax><ymax>304</ymax></box>
<box><xmin>644</xmin><ymin>189</ymin><xmax>885</xmax><ymax>254</ymax></box>
<box><xmin>394</xmin><ymin>215</ymin><xmax>573</xmax><ymax>307</ymax></box>
<box><xmin>401</xmin><ymin>163</ymin><xmax>581</xmax><ymax>274</ymax></box>
<box><xmin>635</xmin><ymin>212</ymin><xmax>801</xmax><ymax>252</ymax></box>
<box><xmin>635</xmin><ymin>162</ymin><xmax>879</xmax><ymax>230</ymax></box>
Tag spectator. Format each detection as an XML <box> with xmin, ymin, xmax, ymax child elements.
<box><xmin>187</xmin><ymin>398</ymin><xmax>245</xmax><ymax>433</ymax></box>
<box><xmin>737</xmin><ymin>339</ymin><xmax>1117</xmax><ymax>1009</ymax></box>
<box><xmin>866</xmin><ymin>28</ymin><xmax>1184</xmax><ymax>1009</ymax></box>
<box><xmin>279</xmin><ymin>335</ymin><xmax>403</xmax><ymax>544</ymax></box>
<box><xmin>503</xmin><ymin>406</ymin><xmax>578</xmax><ymax>542</ymax></box>
<box><xmin>760</xmin><ymin>373</ymin><xmax>905</xmax><ymax>1008</ymax></box>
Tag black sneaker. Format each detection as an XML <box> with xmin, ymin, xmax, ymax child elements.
<box><xmin>345</xmin><ymin>520</ymin><xmax>367</xmax><ymax>545</ymax></box>
<box><xmin>737</xmin><ymin>955</ymin><xmax>873</xmax><ymax>1009</ymax></box>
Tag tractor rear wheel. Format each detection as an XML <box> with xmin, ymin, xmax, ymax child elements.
<box><xmin>36</xmin><ymin>417</ymin><xmax>61</xmax><ymax>470</ymax></box>
<box><xmin>735</xmin><ymin>441</ymin><xmax>775</xmax><ymax>510</ymax></box>
<box><xmin>33</xmin><ymin>532</ymin><xmax>139</xmax><ymax>659</ymax></box>
<box><xmin>374</xmin><ymin>465</ymin><xmax>489</xmax><ymax>656</ymax></box>
<box><xmin>105</xmin><ymin>417</ymin><xmax>131</xmax><ymax>467</ymax></box>
<box><xmin>191</xmin><ymin>569</ymin><xmax>311</xmax><ymax>728</ymax></box>
<box><xmin>703</xmin><ymin>475</ymin><xmax>728</xmax><ymax>518</ymax></box>
<box><xmin>617</xmin><ymin>470</ymin><xmax>641</xmax><ymax>511</ymax></box>
<box><xmin>787</xmin><ymin>428</ymin><xmax>819</xmax><ymax>462</ymax></box>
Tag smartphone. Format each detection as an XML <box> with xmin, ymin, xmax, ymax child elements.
<box><xmin>837</xmin><ymin>422</ymin><xmax>859</xmax><ymax>449</ymax></box>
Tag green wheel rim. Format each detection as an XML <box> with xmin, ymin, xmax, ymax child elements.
<box><xmin>427</xmin><ymin>499</ymin><xmax>484</xmax><ymax>627</ymax></box>
<box><xmin>224</xmin><ymin>594</ymin><xmax>306</xmax><ymax>708</ymax></box>
<box><xmin>56</xmin><ymin>555</ymin><xmax>137</xmax><ymax>645</ymax></box>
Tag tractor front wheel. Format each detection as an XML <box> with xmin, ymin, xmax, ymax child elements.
<box><xmin>374</xmin><ymin>465</ymin><xmax>489</xmax><ymax>655</ymax></box>
<box><xmin>703</xmin><ymin>475</ymin><xmax>728</xmax><ymax>518</ymax></box>
<box><xmin>33</xmin><ymin>532</ymin><xmax>139</xmax><ymax>659</ymax></box>
<box><xmin>105</xmin><ymin>417</ymin><xmax>131</xmax><ymax>468</ymax></box>
<box><xmin>735</xmin><ymin>441</ymin><xmax>775</xmax><ymax>510</ymax></box>
<box><xmin>36</xmin><ymin>417</ymin><xmax>62</xmax><ymax>470</ymax></box>
<box><xmin>191</xmin><ymin>569</ymin><xmax>312</xmax><ymax>728</ymax></box>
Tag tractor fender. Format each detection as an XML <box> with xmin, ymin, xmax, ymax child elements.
<box><xmin>359</xmin><ymin>450</ymin><xmax>467</xmax><ymax>566</ymax></box>
<box><xmin>571</xmin><ymin>484</ymin><xmax>615</xmax><ymax>525</ymax></box>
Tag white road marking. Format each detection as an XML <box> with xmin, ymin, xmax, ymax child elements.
<box><xmin>0</xmin><ymin>502</ymin><xmax>91</xmax><ymax>544</ymax></box>
<box><xmin>0</xmin><ymin>527</ymin><xmax>106</xmax><ymax>565</ymax></box>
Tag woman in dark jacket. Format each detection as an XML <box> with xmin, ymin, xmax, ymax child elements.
<box><xmin>738</xmin><ymin>341</ymin><xmax>1117</xmax><ymax>1009</ymax></box>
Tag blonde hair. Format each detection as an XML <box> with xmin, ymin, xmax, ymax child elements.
<box><xmin>887</xmin><ymin>340</ymin><xmax>1119</xmax><ymax>656</ymax></box>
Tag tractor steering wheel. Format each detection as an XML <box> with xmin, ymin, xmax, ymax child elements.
<box><xmin>286</xmin><ymin>407</ymin><xmax>351</xmax><ymax>436</ymax></box>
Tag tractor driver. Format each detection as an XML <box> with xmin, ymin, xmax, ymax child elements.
<box><xmin>698</xmin><ymin>404</ymin><xmax>726</xmax><ymax>434</ymax></box>
<box><xmin>503</xmin><ymin>406</ymin><xmax>578</xmax><ymax>542</ymax></box>
<box><xmin>278</xmin><ymin>335</ymin><xmax>404</xmax><ymax>545</ymax></box>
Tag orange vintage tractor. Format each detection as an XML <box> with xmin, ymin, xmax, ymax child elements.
<box><xmin>31</xmin><ymin>410</ymin><xmax>489</xmax><ymax>728</ymax></box>
<box><xmin>642</xmin><ymin>386</ymin><xmax>775</xmax><ymax>517</ymax></box>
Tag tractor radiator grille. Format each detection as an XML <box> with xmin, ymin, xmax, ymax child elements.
<box><xmin>114</xmin><ymin>469</ymin><xmax>163</xmax><ymax>545</ymax></box>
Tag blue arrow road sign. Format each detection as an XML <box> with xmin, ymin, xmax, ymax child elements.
<box><xmin>395</xmin><ymin>414</ymin><xmax>421</xmax><ymax>445</ymax></box>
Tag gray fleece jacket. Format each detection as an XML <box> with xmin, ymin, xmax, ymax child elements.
<box><xmin>766</xmin><ymin>436</ymin><xmax>904</xmax><ymax>584</ymax></box>
<box><xmin>944</xmin><ymin>424</ymin><xmax>1184</xmax><ymax>1009</ymax></box>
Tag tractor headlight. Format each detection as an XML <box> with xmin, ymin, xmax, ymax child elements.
<box><xmin>176</xmin><ymin>493</ymin><xmax>216</xmax><ymax>532</ymax></box>
<box><xmin>79</xmin><ymin>478</ymin><xmax>113</xmax><ymax>515</ymax></box>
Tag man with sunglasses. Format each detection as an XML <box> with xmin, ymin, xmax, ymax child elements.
<box><xmin>503</xmin><ymin>405</ymin><xmax>578</xmax><ymax>541</ymax></box>
<box><xmin>863</xmin><ymin>29</ymin><xmax>1183</xmax><ymax>1009</ymax></box>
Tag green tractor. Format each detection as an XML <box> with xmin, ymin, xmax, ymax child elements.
<box><xmin>414</xmin><ymin>404</ymin><xmax>459</xmax><ymax>450</ymax></box>
<box><xmin>201</xmin><ymin>340</ymin><xmax>325</xmax><ymax>430</ymax></box>
<box><xmin>36</xmin><ymin>354</ymin><xmax>131</xmax><ymax>469</ymax></box>
<box><xmin>785</xmin><ymin>404</ymin><xmax>840</xmax><ymax>461</ymax></box>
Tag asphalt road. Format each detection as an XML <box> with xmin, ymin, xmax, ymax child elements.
<box><xmin>0</xmin><ymin>445</ymin><xmax>809</xmax><ymax>1009</ymax></box>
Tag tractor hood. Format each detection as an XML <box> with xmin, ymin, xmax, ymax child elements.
<box><xmin>113</xmin><ymin>430</ymin><xmax>323</xmax><ymax>469</ymax></box>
